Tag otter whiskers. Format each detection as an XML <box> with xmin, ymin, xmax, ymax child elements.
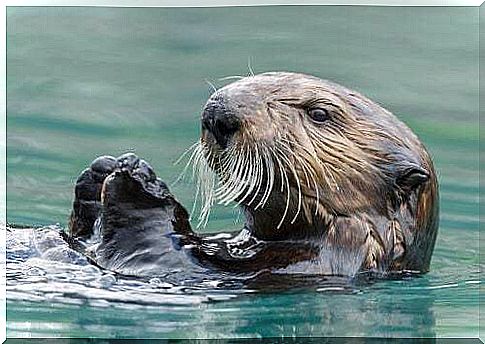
<box><xmin>254</xmin><ymin>146</ymin><xmax>275</xmax><ymax>211</ymax></box>
<box><xmin>269</xmin><ymin>144</ymin><xmax>291</xmax><ymax>229</ymax></box>
<box><xmin>173</xmin><ymin>141</ymin><xmax>200</xmax><ymax>185</ymax></box>
<box><xmin>215</xmin><ymin>145</ymin><xmax>248</xmax><ymax>204</ymax></box>
<box><xmin>245</xmin><ymin>144</ymin><xmax>264</xmax><ymax>207</ymax></box>
<box><xmin>273</xmin><ymin>145</ymin><xmax>301</xmax><ymax>225</ymax></box>
<box><xmin>280</xmin><ymin>137</ymin><xmax>321</xmax><ymax>216</ymax></box>
<box><xmin>178</xmin><ymin>137</ymin><xmax>317</xmax><ymax>230</ymax></box>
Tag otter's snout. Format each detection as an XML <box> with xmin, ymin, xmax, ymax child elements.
<box><xmin>201</xmin><ymin>96</ymin><xmax>241</xmax><ymax>148</ymax></box>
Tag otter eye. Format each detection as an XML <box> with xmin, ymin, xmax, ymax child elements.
<box><xmin>307</xmin><ymin>108</ymin><xmax>330</xmax><ymax>123</ymax></box>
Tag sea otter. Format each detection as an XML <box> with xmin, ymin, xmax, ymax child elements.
<box><xmin>67</xmin><ymin>72</ymin><xmax>439</xmax><ymax>278</ymax></box>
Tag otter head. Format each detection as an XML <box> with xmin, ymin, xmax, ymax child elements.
<box><xmin>195</xmin><ymin>72</ymin><xmax>433</xmax><ymax>240</ymax></box>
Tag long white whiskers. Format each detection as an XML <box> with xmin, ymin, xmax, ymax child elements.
<box><xmin>205</xmin><ymin>79</ymin><xmax>217</xmax><ymax>93</ymax></box>
<box><xmin>246</xmin><ymin>143</ymin><xmax>264</xmax><ymax>207</ymax></box>
<box><xmin>272</xmin><ymin>146</ymin><xmax>291</xmax><ymax>230</ymax></box>
<box><xmin>280</xmin><ymin>137</ymin><xmax>321</xmax><ymax>216</ymax></box>
<box><xmin>275</xmin><ymin>144</ymin><xmax>302</xmax><ymax>225</ymax></box>
<box><xmin>247</xmin><ymin>57</ymin><xmax>255</xmax><ymax>76</ymax></box>
<box><xmin>173</xmin><ymin>141</ymin><xmax>201</xmax><ymax>185</ymax></box>
<box><xmin>255</xmin><ymin>145</ymin><xmax>275</xmax><ymax>210</ymax></box>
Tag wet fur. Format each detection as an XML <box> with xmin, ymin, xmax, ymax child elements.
<box><xmin>68</xmin><ymin>72</ymin><xmax>439</xmax><ymax>277</ymax></box>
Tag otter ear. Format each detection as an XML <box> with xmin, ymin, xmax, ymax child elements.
<box><xmin>395</xmin><ymin>163</ymin><xmax>429</xmax><ymax>193</ymax></box>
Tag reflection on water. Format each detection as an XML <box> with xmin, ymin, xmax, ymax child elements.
<box><xmin>7</xmin><ymin>224</ymin><xmax>445</xmax><ymax>338</ymax></box>
<box><xmin>6</xmin><ymin>5</ymin><xmax>480</xmax><ymax>339</ymax></box>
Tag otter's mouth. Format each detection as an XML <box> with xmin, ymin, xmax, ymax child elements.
<box><xmin>184</xmin><ymin>134</ymin><xmax>308</xmax><ymax>231</ymax></box>
<box><xmin>201</xmin><ymin>94</ymin><xmax>241</xmax><ymax>150</ymax></box>
<box><xmin>182</xmin><ymin>85</ymin><xmax>315</xmax><ymax>230</ymax></box>
<box><xmin>199</xmin><ymin>93</ymin><xmax>272</xmax><ymax>211</ymax></box>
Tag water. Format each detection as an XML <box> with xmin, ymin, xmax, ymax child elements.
<box><xmin>6</xmin><ymin>6</ymin><xmax>480</xmax><ymax>338</ymax></box>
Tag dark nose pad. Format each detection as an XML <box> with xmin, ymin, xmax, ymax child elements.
<box><xmin>201</xmin><ymin>101</ymin><xmax>240</xmax><ymax>148</ymax></box>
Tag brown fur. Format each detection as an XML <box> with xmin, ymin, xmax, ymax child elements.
<box><xmin>68</xmin><ymin>72</ymin><xmax>439</xmax><ymax>278</ymax></box>
<box><xmin>200</xmin><ymin>72</ymin><xmax>439</xmax><ymax>274</ymax></box>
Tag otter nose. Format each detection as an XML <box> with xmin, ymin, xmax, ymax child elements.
<box><xmin>201</xmin><ymin>100</ymin><xmax>240</xmax><ymax>148</ymax></box>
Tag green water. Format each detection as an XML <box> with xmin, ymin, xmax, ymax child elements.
<box><xmin>6</xmin><ymin>6</ymin><xmax>480</xmax><ymax>338</ymax></box>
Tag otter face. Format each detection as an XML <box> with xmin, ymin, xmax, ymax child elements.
<box><xmin>195</xmin><ymin>72</ymin><xmax>431</xmax><ymax>234</ymax></box>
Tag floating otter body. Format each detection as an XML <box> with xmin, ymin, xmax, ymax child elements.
<box><xmin>68</xmin><ymin>72</ymin><xmax>439</xmax><ymax>278</ymax></box>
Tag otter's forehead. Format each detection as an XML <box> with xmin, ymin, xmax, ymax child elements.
<box><xmin>200</xmin><ymin>72</ymin><xmax>356</xmax><ymax>147</ymax></box>
<box><xmin>216</xmin><ymin>72</ymin><xmax>328</xmax><ymax>99</ymax></box>
<box><xmin>205</xmin><ymin>72</ymin><xmax>342</xmax><ymax>118</ymax></box>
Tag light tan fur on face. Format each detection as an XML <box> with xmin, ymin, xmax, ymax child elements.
<box><xmin>181</xmin><ymin>72</ymin><xmax>435</xmax><ymax>245</ymax></box>
<box><xmin>174</xmin><ymin>71</ymin><xmax>439</xmax><ymax>274</ymax></box>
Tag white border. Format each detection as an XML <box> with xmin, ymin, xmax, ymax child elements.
<box><xmin>0</xmin><ymin>1</ymin><xmax>482</xmax><ymax>343</ymax></box>
<box><xmin>1</xmin><ymin>1</ymin><xmax>6</xmax><ymax>343</ymax></box>
<box><xmin>3</xmin><ymin>0</ymin><xmax>485</xmax><ymax>6</ymax></box>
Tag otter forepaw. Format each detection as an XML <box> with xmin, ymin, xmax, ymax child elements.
<box><xmin>69</xmin><ymin>153</ymin><xmax>190</xmax><ymax>240</ymax></box>
<box><xmin>68</xmin><ymin>153</ymin><xmax>194</xmax><ymax>276</ymax></box>
<box><xmin>100</xmin><ymin>153</ymin><xmax>171</xmax><ymax>207</ymax></box>
<box><xmin>69</xmin><ymin>155</ymin><xmax>118</xmax><ymax>238</ymax></box>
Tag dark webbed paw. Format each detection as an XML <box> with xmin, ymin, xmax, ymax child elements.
<box><xmin>69</xmin><ymin>153</ymin><xmax>192</xmax><ymax>240</ymax></box>
<box><xmin>67</xmin><ymin>153</ymin><xmax>194</xmax><ymax>276</ymax></box>
<box><xmin>69</xmin><ymin>155</ymin><xmax>118</xmax><ymax>238</ymax></box>
<box><xmin>101</xmin><ymin>153</ymin><xmax>172</xmax><ymax>209</ymax></box>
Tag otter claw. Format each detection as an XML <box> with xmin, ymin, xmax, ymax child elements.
<box><xmin>113</xmin><ymin>153</ymin><xmax>156</xmax><ymax>183</ymax></box>
<box><xmin>117</xmin><ymin>153</ymin><xmax>140</xmax><ymax>170</ymax></box>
